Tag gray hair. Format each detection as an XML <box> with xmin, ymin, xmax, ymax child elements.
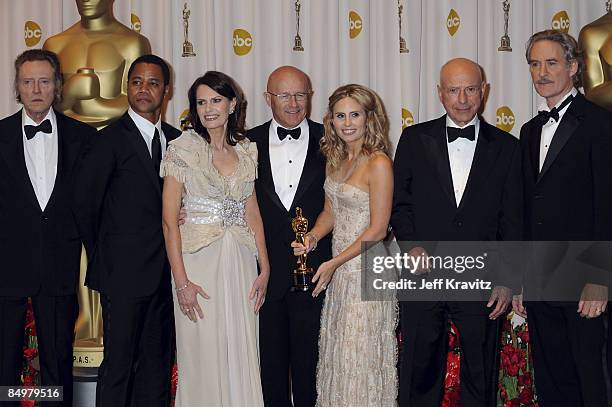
<box><xmin>525</xmin><ymin>29</ymin><xmax>584</xmax><ymax>88</ymax></box>
<box><xmin>14</xmin><ymin>49</ymin><xmax>63</xmax><ymax>105</ymax></box>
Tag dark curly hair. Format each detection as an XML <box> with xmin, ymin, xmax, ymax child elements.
<box><xmin>187</xmin><ymin>71</ymin><xmax>246</xmax><ymax>145</ymax></box>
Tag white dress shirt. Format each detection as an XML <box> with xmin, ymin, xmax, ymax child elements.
<box><xmin>269</xmin><ymin>118</ymin><xmax>309</xmax><ymax>210</ymax></box>
<box><xmin>128</xmin><ymin>107</ymin><xmax>167</xmax><ymax>162</ymax></box>
<box><xmin>22</xmin><ymin>109</ymin><xmax>58</xmax><ymax>210</ymax></box>
<box><xmin>446</xmin><ymin>115</ymin><xmax>480</xmax><ymax>207</ymax></box>
<box><xmin>538</xmin><ymin>87</ymin><xmax>577</xmax><ymax>171</ymax></box>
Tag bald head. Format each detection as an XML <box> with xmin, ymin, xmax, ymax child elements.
<box><xmin>265</xmin><ymin>66</ymin><xmax>312</xmax><ymax>128</ymax></box>
<box><xmin>437</xmin><ymin>58</ymin><xmax>486</xmax><ymax>126</ymax></box>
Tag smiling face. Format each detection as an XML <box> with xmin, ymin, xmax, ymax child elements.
<box><xmin>265</xmin><ymin>66</ymin><xmax>311</xmax><ymax>129</ymax></box>
<box><xmin>528</xmin><ymin>40</ymin><xmax>577</xmax><ymax>107</ymax></box>
<box><xmin>437</xmin><ymin>58</ymin><xmax>486</xmax><ymax>126</ymax></box>
<box><xmin>331</xmin><ymin>96</ymin><xmax>367</xmax><ymax>147</ymax></box>
<box><xmin>17</xmin><ymin>60</ymin><xmax>57</xmax><ymax>123</ymax></box>
<box><xmin>127</xmin><ymin>62</ymin><xmax>168</xmax><ymax>123</ymax></box>
<box><xmin>195</xmin><ymin>84</ymin><xmax>236</xmax><ymax>136</ymax></box>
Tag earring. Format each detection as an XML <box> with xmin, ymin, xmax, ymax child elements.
<box><xmin>229</xmin><ymin>108</ymin><xmax>235</xmax><ymax>114</ymax></box>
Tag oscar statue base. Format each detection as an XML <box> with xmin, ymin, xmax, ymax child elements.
<box><xmin>182</xmin><ymin>42</ymin><xmax>196</xmax><ymax>57</ymax></box>
<box><xmin>498</xmin><ymin>36</ymin><xmax>512</xmax><ymax>52</ymax></box>
<box><xmin>73</xmin><ymin>338</ymin><xmax>104</xmax><ymax>368</ymax></box>
<box><xmin>291</xmin><ymin>267</ymin><xmax>314</xmax><ymax>292</ymax></box>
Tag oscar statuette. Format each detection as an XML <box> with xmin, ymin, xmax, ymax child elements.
<box><xmin>182</xmin><ymin>3</ymin><xmax>196</xmax><ymax>57</ymax></box>
<box><xmin>398</xmin><ymin>0</ymin><xmax>409</xmax><ymax>53</ymax></box>
<box><xmin>293</xmin><ymin>0</ymin><xmax>304</xmax><ymax>51</ymax></box>
<box><xmin>498</xmin><ymin>0</ymin><xmax>512</xmax><ymax>52</ymax></box>
<box><xmin>291</xmin><ymin>207</ymin><xmax>314</xmax><ymax>291</ymax></box>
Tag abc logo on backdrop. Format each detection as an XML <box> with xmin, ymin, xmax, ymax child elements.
<box><xmin>495</xmin><ymin>106</ymin><xmax>515</xmax><ymax>133</ymax></box>
<box><xmin>233</xmin><ymin>29</ymin><xmax>253</xmax><ymax>56</ymax></box>
<box><xmin>349</xmin><ymin>11</ymin><xmax>363</xmax><ymax>39</ymax></box>
<box><xmin>447</xmin><ymin>9</ymin><xmax>460</xmax><ymax>37</ymax></box>
<box><xmin>551</xmin><ymin>10</ymin><xmax>570</xmax><ymax>33</ymax></box>
<box><xmin>24</xmin><ymin>20</ymin><xmax>42</xmax><ymax>47</ymax></box>
<box><xmin>131</xmin><ymin>14</ymin><xmax>142</xmax><ymax>33</ymax></box>
<box><xmin>401</xmin><ymin>108</ymin><xmax>414</xmax><ymax>130</ymax></box>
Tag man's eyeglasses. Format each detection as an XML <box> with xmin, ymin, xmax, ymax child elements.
<box><xmin>266</xmin><ymin>91</ymin><xmax>312</xmax><ymax>102</ymax></box>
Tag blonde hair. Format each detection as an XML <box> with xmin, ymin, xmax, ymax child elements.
<box><xmin>321</xmin><ymin>84</ymin><xmax>390</xmax><ymax>171</ymax></box>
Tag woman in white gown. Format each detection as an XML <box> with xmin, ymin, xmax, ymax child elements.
<box><xmin>161</xmin><ymin>71</ymin><xmax>269</xmax><ymax>406</ymax></box>
<box><xmin>293</xmin><ymin>84</ymin><xmax>398</xmax><ymax>406</ymax></box>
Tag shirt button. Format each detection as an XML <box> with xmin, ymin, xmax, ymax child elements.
<box><xmin>289</xmin><ymin>184</ymin><xmax>293</xmax><ymax>188</ymax></box>
<box><xmin>289</xmin><ymin>160</ymin><xmax>292</xmax><ymax>164</ymax></box>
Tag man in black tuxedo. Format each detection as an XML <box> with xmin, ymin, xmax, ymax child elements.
<box><xmin>74</xmin><ymin>55</ymin><xmax>180</xmax><ymax>407</ymax></box>
<box><xmin>512</xmin><ymin>30</ymin><xmax>612</xmax><ymax>407</ymax></box>
<box><xmin>391</xmin><ymin>58</ymin><xmax>522</xmax><ymax>406</ymax></box>
<box><xmin>0</xmin><ymin>49</ymin><xmax>94</xmax><ymax>406</ymax></box>
<box><xmin>247</xmin><ymin>66</ymin><xmax>332</xmax><ymax>406</ymax></box>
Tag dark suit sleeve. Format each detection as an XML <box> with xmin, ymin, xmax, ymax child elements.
<box><xmin>391</xmin><ymin>128</ymin><xmax>415</xmax><ymax>242</ymax></box>
<box><xmin>585</xmin><ymin>111</ymin><xmax>612</xmax><ymax>286</ymax></box>
<box><xmin>495</xmin><ymin>138</ymin><xmax>524</xmax><ymax>291</ymax></box>
<box><xmin>73</xmin><ymin>131</ymin><xmax>115</xmax><ymax>257</ymax></box>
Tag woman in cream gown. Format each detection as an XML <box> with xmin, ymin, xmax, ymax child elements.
<box><xmin>293</xmin><ymin>84</ymin><xmax>398</xmax><ymax>406</ymax></box>
<box><xmin>161</xmin><ymin>71</ymin><xmax>269</xmax><ymax>407</ymax></box>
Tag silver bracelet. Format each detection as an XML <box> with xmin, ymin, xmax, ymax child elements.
<box><xmin>175</xmin><ymin>281</ymin><xmax>190</xmax><ymax>292</ymax></box>
<box><xmin>305</xmin><ymin>232</ymin><xmax>319</xmax><ymax>251</ymax></box>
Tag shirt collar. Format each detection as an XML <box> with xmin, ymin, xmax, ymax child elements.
<box><xmin>22</xmin><ymin>108</ymin><xmax>57</xmax><ymax>134</ymax></box>
<box><xmin>537</xmin><ymin>87</ymin><xmax>578</xmax><ymax>113</ymax></box>
<box><xmin>270</xmin><ymin>118</ymin><xmax>309</xmax><ymax>144</ymax></box>
<box><xmin>128</xmin><ymin>107</ymin><xmax>162</xmax><ymax>138</ymax></box>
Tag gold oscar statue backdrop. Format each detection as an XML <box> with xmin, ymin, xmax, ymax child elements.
<box><xmin>579</xmin><ymin>2</ymin><xmax>612</xmax><ymax>111</ymax></box>
<box><xmin>43</xmin><ymin>0</ymin><xmax>151</xmax><ymax>368</ymax></box>
<box><xmin>44</xmin><ymin>0</ymin><xmax>150</xmax><ymax>129</ymax></box>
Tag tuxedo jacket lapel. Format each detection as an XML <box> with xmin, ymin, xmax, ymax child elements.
<box><xmin>45</xmin><ymin>111</ymin><xmax>81</xmax><ymax>213</ymax></box>
<box><xmin>525</xmin><ymin>121</ymin><xmax>541</xmax><ymax>182</ymax></box>
<box><xmin>0</xmin><ymin>110</ymin><xmax>41</xmax><ymax>212</ymax></box>
<box><xmin>120</xmin><ymin>114</ymin><xmax>162</xmax><ymax>196</ymax></box>
<box><xmin>421</xmin><ymin>116</ymin><xmax>456</xmax><ymax>207</ymax></box>
<box><xmin>538</xmin><ymin>95</ymin><xmax>585</xmax><ymax>182</ymax></box>
<box><xmin>290</xmin><ymin>131</ymin><xmax>321</xmax><ymax>210</ymax></box>
<box><xmin>459</xmin><ymin>122</ymin><xmax>501</xmax><ymax>210</ymax></box>
<box><xmin>257</xmin><ymin>123</ymin><xmax>287</xmax><ymax>213</ymax></box>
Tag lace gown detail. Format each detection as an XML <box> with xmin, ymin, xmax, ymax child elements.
<box><xmin>316</xmin><ymin>178</ymin><xmax>398</xmax><ymax>407</ymax></box>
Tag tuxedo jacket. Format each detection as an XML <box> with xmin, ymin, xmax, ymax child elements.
<box><xmin>74</xmin><ymin>113</ymin><xmax>180</xmax><ymax>298</ymax></box>
<box><xmin>391</xmin><ymin>115</ymin><xmax>523</xmax><ymax>289</ymax></box>
<box><xmin>0</xmin><ymin>109</ymin><xmax>95</xmax><ymax>296</ymax></box>
<box><xmin>520</xmin><ymin>93</ymin><xmax>612</xmax><ymax>293</ymax></box>
<box><xmin>247</xmin><ymin>120</ymin><xmax>332</xmax><ymax>300</ymax></box>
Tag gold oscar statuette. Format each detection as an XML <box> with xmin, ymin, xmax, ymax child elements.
<box><xmin>498</xmin><ymin>0</ymin><xmax>512</xmax><ymax>52</ymax></box>
<box><xmin>291</xmin><ymin>207</ymin><xmax>314</xmax><ymax>291</ymax></box>
<box><xmin>578</xmin><ymin>1</ymin><xmax>612</xmax><ymax>111</ymax></box>
<box><xmin>293</xmin><ymin>0</ymin><xmax>304</xmax><ymax>51</ymax></box>
<box><xmin>182</xmin><ymin>3</ymin><xmax>196</xmax><ymax>57</ymax></box>
<box><xmin>43</xmin><ymin>0</ymin><xmax>151</xmax><ymax>130</ymax></box>
<box><xmin>398</xmin><ymin>0</ymin><xmax>409</xmax><ymax>54</ymax></box>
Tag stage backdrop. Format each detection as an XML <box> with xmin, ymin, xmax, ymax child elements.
<box><xmin>0</xmin><ymin>0</ymin><xmax>608</xmax><ymax>150</ymax></box>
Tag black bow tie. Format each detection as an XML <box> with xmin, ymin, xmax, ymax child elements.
<box><xmin>447</xmin><ymin>125</ymin><xmax>475</xmax><ymax>143</ymax></box>
<box><xmin>24</xmin><ymin>119</ymin><xmax>52</xmax><ymax>140</ymax></box>
<box><xmin>536</xmin><ymin>94</ymin><xmax>573</xmax><ymax>126</ymax></box>
<box><xmin>277</xmin><ymin>126</ymin><xmax>301</xmax><ymax>141</ymax></box>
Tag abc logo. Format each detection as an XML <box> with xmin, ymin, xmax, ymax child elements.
<box><xmin>349</xmin><ymin>11</ymin><xmax>363</xmax><ymax>39</ymax></box>
<box><xmin>131</xmin><ymin>14</ymin><xmax>142</xmax><ymax>33</ymax></box>
<box><xmin>446</xmin><ymin>9</ymin><xmax>460</xmax><ymax>36</ymax></box>
<box><xmin>551</xmin><ymin>11</ymin><xmax>570</xmax><ymax>33</ymax></box>
<box><xmin>24</xmin><ymin>20</ymin><xmax>42</xmax><ymax>47</ymax></box>
<box><xmin>495</xmin><ymin>106</ymin><xmax>515</xmax><ymax>133</ymax></box>
<box><xmin>233</xmin><ymin>29</ymin><xmax>253</xmax><ymax>56</ymax></box>
<box><xmin>401</xmin><ymin>108</ymin><xmax>414</xmax><ymax>129</ymax></box>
